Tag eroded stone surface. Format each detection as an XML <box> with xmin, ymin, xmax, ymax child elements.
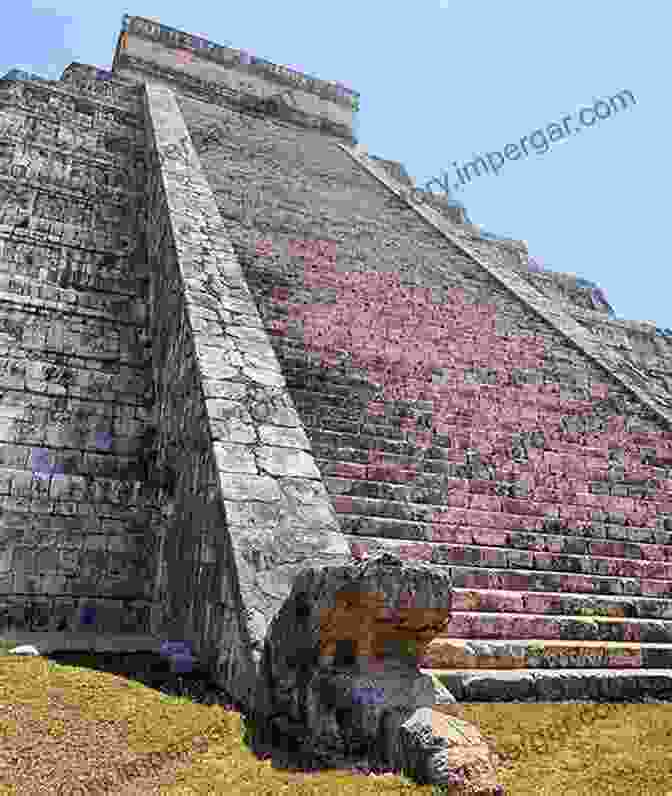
<box><xmin>0</xmin><ymin>70</ymin><xmax>158</xmax><ymax>637</ymax></box>
<box><xmin>397</xmin><ymin>707</ymin><xmax>503</xmax><ymax>793</ymax></box>
<box><xmin>249</xmin><ymin>553</ymin><xmax>503</xmax><ymax>789</ymax></box>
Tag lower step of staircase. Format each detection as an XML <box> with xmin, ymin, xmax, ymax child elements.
<box><xmin>423</xmin><ymin>638</ymin><xmax>672</xmax><ymax>669</ymax></box>
<box><xmin>427</xmin><ymin>668</ymin><xmax>672</xmax><ymax>702</ymax></box>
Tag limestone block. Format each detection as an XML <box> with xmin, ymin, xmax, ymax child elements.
<box><xmin>258</xmin><ymin>423</ymin><xmax>311</xmax><ymax>450</ymax></box>
<box><xmin>398</xmin><ymin>707</ymin><xmax>503</xmax><ymax>792</ymax></box>
<box><xmin>246</xmin><ymin>552</ymin><xmax>497</xmax><ymax>787</ymax></box>
<box><xmin>213</xmin><ymin>441</ymin><xmax>258</xmax><ymax>474</ymax></box>
<box><xmin>219</xmin><ymin>474</ymin><xmax>282</xmax><ymax>502</ymax></box>
<box><xmin>8</xmin><ymin>645</ymin><xmax>41</xmax><ymax>656</ymax></box>
<box><xmin>430</xmin><ymin>673</ymin><xmax>466</xmax><ymax>720</ymax></box>
<box><xmin>256</xmin><ymin>446</ymin><xmax>320</xmax><ymax>478</ymax></box>
<box><xmin>241</xmin><ymin>364</ymin><xmax>286</xmax><ymax>388</ymax></box>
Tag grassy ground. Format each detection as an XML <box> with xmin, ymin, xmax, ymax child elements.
<box><xmin>1</xmin><ymin>639</ymin><xmax>671</xmax><ymax>794</ymax></box>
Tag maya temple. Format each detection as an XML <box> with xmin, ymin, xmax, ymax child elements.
<box><xmin>2</xmin><ymin>14</ymin><xmax>672</xmax><ymax>772</ymax></box>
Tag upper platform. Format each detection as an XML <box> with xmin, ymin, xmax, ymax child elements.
<box><xmin>107</xmin><ymin>14</ymin><xmax>359</xmax><ymax>140</ymax></box>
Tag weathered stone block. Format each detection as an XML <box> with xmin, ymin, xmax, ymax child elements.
<box><xmin>248</xmin><ymin>552</ymin><xmax>502</xmax><ymax>787</ymax></box>
<box><xmin>258</xmin><ymin>423</ymin><xmax>311</xmax><ymax>450</ymax></box>
<box><xmin>256</xmin><ymin>446</ymin><xmax>320</xmax><ymax>478</ymax></box>
<box><xmin>219</xmin><ymin>474</ymin><xmax>282</xmax><ymax>502</ymax></box>
<box><xmin>213</xmin><ymin>441</ymin><xmax>258</xmax><ymax>474</ymax></box>
<box><xmin>397</xmin><ymin>707</ymin><xmax>503</xmax><ymax>791</ymax></box>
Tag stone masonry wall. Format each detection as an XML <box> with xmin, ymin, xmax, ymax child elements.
<box><xmin>3</xmin><ymin>26</ymin><xmax>672</xmax><ymax>707</ymax></box>
<box><xmin>142</xmin><ymin>83</ymin><xmax>350</xmax><ymax>709</ymax></box>
<box><xmin>179</xmin><ymin>95</ymin><xmax>672</xmax><ymax>619</ymax></box>
<box><xmin>0</xmin><ymin>72</ymin><xmax>161</xmax><ymax>635</ymax></box>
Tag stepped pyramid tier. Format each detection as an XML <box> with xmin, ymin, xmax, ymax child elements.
<box><xmin>521</xmin><ymin>257</ymin><xmax>616</xmax><ymax>317</ymax></box>
<box><xmin>1</xmin><ymin>70</ymin><xmax>48</xmax><ymax>82</ymax></box>
<box><xmin>1</xmin><ymin>12</ymin><xmax>672</xmax><ymax>773</ymax></box>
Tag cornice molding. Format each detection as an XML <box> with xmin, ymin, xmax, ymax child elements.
<box><xmin>115</xmin><ymin>53</ymin><xmax>356</xmax><ymax>142</ymax></box>
<box><xmin>123</xmin><ymin>14</ymin><xmax>359</xmax><ymax>110</ymax></box>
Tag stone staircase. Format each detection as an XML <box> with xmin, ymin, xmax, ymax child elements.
<box><xmin>284</xmin><ymin>371</ymin><xmax>672</xmax><ymax>701</ymax></box>
<box><xmin>177</xmin><ymin>70</ymin><xmax>671</xmax><ymax>701</ymax></box>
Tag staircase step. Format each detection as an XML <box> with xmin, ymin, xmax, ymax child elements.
<box><xmin>441</xmin><ymin>610</ymin><xmax>672</xmax><ymax>643</ymax></box>
<box><xmin>425</xmin><ymin>668</ymin><xmax>672</xmax><ymax>702</ymax></box>
<box><xmin>324</xmin><ymin>475</ymin><xmax>672</xmax><ymax>537</ymax></box>
<box><xmin>346</xmin><ymin>538</ymin><xmax>672</xmax><ymax>598</ymax></box>
<box><xmin>448</xmin><ymin>564</ymin><xmax>672</xmax><ymax>598</ymax></box>
<box><xmin>450</xmin><ymin>587</ymin><xmax>672</xmax><ymax>620</ymax></box>
<box><xmin>328</xmin><ymin>491</ymin><xmax>672</xmax><ymax>546</ymax></box>
<box><xmin>423</xmin><ymin>638</ymin><xmax>672</xmax><ymax>669</ymax></box>
<box><xmin>336</xmin><ymin>508</ymin><xmax>672</xmax><ymax>558</ymax></box>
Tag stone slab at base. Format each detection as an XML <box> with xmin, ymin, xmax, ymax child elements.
<box><xmin>0</xmin><ymin>632</ymin><xmax>171</xmax><ymax>656</ymax></box>
<box><xmin>429</xmin><ymin>668</ymin><xmax>672</xmax><ymax>702</ymax></box>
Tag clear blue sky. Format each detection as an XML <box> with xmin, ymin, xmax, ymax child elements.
<box><xmin>5</xmin><ymin>2</ymin><xmax>668</xmax><ymax>329</ymax></box>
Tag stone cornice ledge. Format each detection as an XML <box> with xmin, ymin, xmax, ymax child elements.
<box><xmin>120</xmin><ymin>54</ymin><xmax>355</xmax><ymax>141</ymax></box>
<box><xmin>125</xmin><ymin>14</ymin><xmax>359</xmax><ymax>108</ymax></box>
<box><xmin>338</xmin><ymin>143</ymin><xmax>672</xmax><ymax>427</ymax></box>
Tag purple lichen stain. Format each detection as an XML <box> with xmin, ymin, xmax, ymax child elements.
<box><xmin>95</xmin><ymin>431</ymin><xmax>113</xmax><ymax>450</ymax></box>
<box><xmin>526</xmin><ymin>255</ymin><xmax>545</xmax><ymax>273</ymax></box>
<box><xmin>79</xmin><ymin>605</ymin><xmax>96</xmax><ymax>626</ymax></box>
<box><xmin>160</xmin><ymin>640</ymin><xmax>195</xmax><ymax>673</ymax></box>
<box><xmin>352</xmin><ymin>686</ymin><xmax>385</xmax><ymax>705</ymax></box>
<box><xmin>31</xmin><ymin>447</ymin><xmax>64</xmax><ymax>479</ymax></box>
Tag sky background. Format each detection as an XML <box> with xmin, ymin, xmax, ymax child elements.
<box><xmin>3</xmin><ymin>2</ymin><xmax>669</xmax><ymax>329</ymax></box>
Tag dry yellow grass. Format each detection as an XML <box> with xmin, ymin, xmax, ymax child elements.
<box><xmin>459</xmin><ymin>700</ymin><xmax>672</xmax><ymax>795</ymax></box>
<box><xmin>0</xmin><ymin>641</ymin><xmax>670</xmax><ymax>795</ymax></box>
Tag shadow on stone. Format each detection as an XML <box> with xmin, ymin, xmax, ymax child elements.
<box><xmin>35</xmin><ymin>649</ymin><xmax>245</xmax><ymax>711</ymax></box>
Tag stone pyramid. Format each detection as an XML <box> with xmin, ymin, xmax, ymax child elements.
<box><xmin>1</xmin><ymin>14</ymin><xmax>672</xmax><ymax>711</ymax></box>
